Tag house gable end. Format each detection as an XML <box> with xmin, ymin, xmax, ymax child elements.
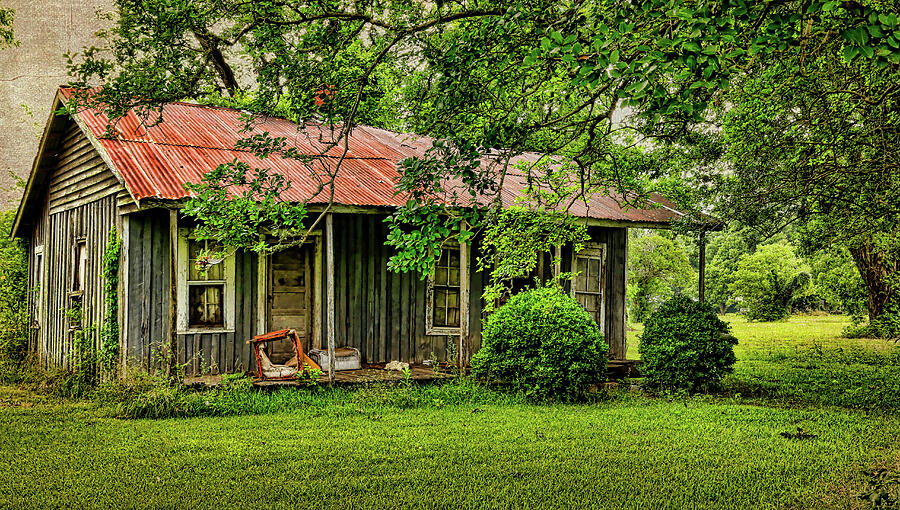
<box><xmin>12</xmin><ymin>91</ymin><xmax>133</xmax><ymax>238</ymax></box>
<box><xmin>46</xmin><ymin>119</ymin><xmax>126</xmax><ymax>216</ymax></box>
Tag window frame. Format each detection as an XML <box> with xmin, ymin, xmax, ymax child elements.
<box><xmin>570</xmin><ymin>241</ymin><xmax>607</xmax><ymax>329</ymax></box>
<box><xmin>70</xmin><ymin>237</ymin><xmax>87</xmax><ymax>296</ymax></box>
<box><xmin>176</xmin><ymin>229</ymin><xmax>236</xmax><ymax>333</ymax></box>
<box><xmin>33</xmin><ymin>245</ymin><xmax>44</xmax><ymax>329</ymax></box>
<box><xmin>426</xmin><ymin>242</ymin><xmax>467</xmax><ymax>336</ymax></box>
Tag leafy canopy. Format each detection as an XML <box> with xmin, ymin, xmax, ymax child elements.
<box><xmin>61</xmin><ymin>0</ymin><xmax>900</xmax><ymax>289</ymax></box>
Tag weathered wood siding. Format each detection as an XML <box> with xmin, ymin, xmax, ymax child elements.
<box><xmin>322</xmin><ymin>215</ymin><xmax>628</xmax><ymax>363</ymax></box>
<box><xmin>48</xmin><ymin>123</ymin><xmax>122</xmax><ymax>214</ymax></box>
<box><xmin>122</xmin><ymin>209</ymin><xmax>169</xmax><ymax>371</ymax></box>
<box><xmin>324</xmin><ymin>214</ymin><xmax>435</xmax><ymax>363</ymax></box>
<box><xmin>177</xmin><ymin>250</ymin><xmax>258</xmax><ymax>375</ymax></box>
<box><xmin>26</xmin><ymin>119</ymin><xmax>125</xmax><ymax>367</ymax></box>
<box><xmin>26</xmin><ymin>195</ymin><xmax>48</xmax><ymax>354</ymax></box>
<box><xmin>591</xmin><ymin>226</ymin><xmax>627</xmax><ymax>359</ymax></box>
<box><xmin>123</xmin><ymin>210</ymin><xmax>259</xmax><ymax>375</ymax></box>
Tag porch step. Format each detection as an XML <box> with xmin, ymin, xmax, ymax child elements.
<box><xmin>606</xmin><ymin>359</ymin><xmax>642</xmax><ymax>379</ymax></box>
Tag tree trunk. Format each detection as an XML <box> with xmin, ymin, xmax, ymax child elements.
<box><xmin>849</xmin><ymin>242</ymin><xmax>898</xmax><ymax>321</ymax></box>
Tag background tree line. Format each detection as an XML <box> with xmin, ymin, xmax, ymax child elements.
<box><xmin>627</xmin><ymin>224</ymin><xmax>868</xmax><ymax>324</ymax></box>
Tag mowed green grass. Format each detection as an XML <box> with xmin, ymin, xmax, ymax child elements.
<box><xmin>0</xmin><ymin>315</ymin><xmax>898</xmax><ymax>510</ymax></box>
<box><xmin>630</xmin><ymin>314</ymin><xmax>900</xmax><ymax>410</ymax></box>
<box><xmin>1</xmin><ymin>390</ymin><xmax>898</xmax><ymax>509</ymax></box>
<box><xmin>626</xmin><ymin>314</ymin><xmax>879</xmax><ymax>358</ymax></box>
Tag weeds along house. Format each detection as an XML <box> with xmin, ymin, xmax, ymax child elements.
<box><xmin>12</xmin><ymin>87</ymin><xmax>692</xmax><ymax>376</ymax></box>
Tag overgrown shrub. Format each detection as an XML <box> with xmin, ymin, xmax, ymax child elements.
<box><xmin>97</xmin><ymin>373</ymin><xmax>521</xmax><ymax>419</ymax></box>
<box><xmin>844</xmin><ymin>307</ymin><xmax>900</xmax><ymax>340</ymax></box>
<box><xmin>729</xmin><ymin>243</ymin><xmax>811</xmax><ymax>321</ymax></box>
<box><xmin>639</xmin><ymin>295</ymin><xmax>737</xmax><ymax>391</ymax></box>
<box><xmin>0</xmin><ymin>210</ymin><xmax>28</xmax><ymax>382</ymax></box>
<box><xmin>471</xmin><ymin>286</ymin><xmax>608</xmax><ymax>401</ymax></box>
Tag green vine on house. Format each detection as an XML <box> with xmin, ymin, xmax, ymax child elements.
<box><xmin>99</xmin><ymin>228</ymin><xmax>121</xmax><ymax>371</ymax></box>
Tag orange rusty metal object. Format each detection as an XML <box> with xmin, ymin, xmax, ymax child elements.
<box><xmin>247</xmin><ymin>329</ymin><xmax>321</xmax><ymax>381</ymax></box>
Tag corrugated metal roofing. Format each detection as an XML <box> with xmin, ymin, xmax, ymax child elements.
<box><xmin>61</xmin><ymin>87</ymin><xmax>687</xmax><ymax>225</ymax></box>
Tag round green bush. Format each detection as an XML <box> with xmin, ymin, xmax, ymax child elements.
<box><xmin>471</xmin><ymin>287</ymin><xmax>608</xmax><ymax>401</ymax></box>
<box><xmin>638</xmin><ymin>295</ymin><xmax>737</xmax><ymax>391</ymax></box>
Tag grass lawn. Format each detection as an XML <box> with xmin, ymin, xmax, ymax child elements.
<box><xmin>630</xmin><ymin>315</ymin><xmax>900</xmax><ymax>410</ymax></box>
<box><xmin>1</xmin><ymin>315</ymin><xmax>898</xmax><ymax>509</ymax></box>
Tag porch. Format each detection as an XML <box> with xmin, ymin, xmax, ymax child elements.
<box><xmin>183</xmin><ymin>359</ymin><xmax>641</xmax><ymax>388</ymax></box>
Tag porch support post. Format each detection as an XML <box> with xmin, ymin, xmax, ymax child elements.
<box><xmin>623</xmin><ymin>229</ymin><xmax>629</xmax><ymax>359</ymax></box>
<box><xmin>325</xmin><ymin>213</ymin><xmax>336</xmax><ymax>385</ymax></box>
<box><xmin>459</xmin><ymin>235</ymin><xmax>470</xmax><ymax>373</ymax></box>
<box><xmin>168</xmin><ymin>210</ymin><xmax>178</xmax><ymax>379</ymax></box>
<box><xmin>698</xmin><ymin>232</ymin><xmax>707</xmax><ymax>302</ymax></box>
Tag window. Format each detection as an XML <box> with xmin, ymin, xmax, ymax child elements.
<box><xmin>427</xmin><ymin>243</ymin><xmax>466</xmax><ymax>334</ymax></box>
<box><xmin>72</xmin><ymin>238</ymin><xmax>86</xmax><ymax>293</ymax></box>
<box><xmin>572</xmin><ymin>242</ymin><xmax>606</xmax><ymax>328</ymax></box>
<box><xmin>177</xmin><ymin>231</ymin><xmax>235</xmax><ymax>332</ymax></box>
<box><xmin>33</xmin><ymin>246</ymin><xmax>44</xmax><ymax>328</ymax></box>
<box><xmin>188</xmin><ymin>240</ymin><xmax>225</xmax><ymax>327</ymax></box>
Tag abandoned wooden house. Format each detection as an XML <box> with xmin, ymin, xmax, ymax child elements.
<box><xmin>13</xmin><ymin>87</ymin><xmax>694</xmax><ymax>377</ymax></box>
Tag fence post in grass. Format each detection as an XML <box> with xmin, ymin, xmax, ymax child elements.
<box><xmin>326</xmin><ymin>212</ymin><xmax>336</xmax><ymax>385</ymax></box>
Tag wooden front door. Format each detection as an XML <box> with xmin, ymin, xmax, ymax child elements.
<box><xmin>267</xmin><ymin>244</ymin><xmax>314</xmax><ymax>361</ymax></box>
<box><xmin>573</xmin><ymin>242</ymin><xmax>606</xmax><ymax>331</ymax></box>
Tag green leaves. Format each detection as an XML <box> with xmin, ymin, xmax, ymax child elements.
<box><xmin>99</xmin><ymin>229</ymin><xmax>122</xmax><ymax>371</ymax></box>
<box><xmin>844</xmin><ymin>27</ymin><xmax>869</xmax><ymax>46</ymax></box>
<box><xmin>181</xmin><ymin>158</ymin><xmax>309</xmax><ymax>256</ymax></box>
<box><xmin>729</xmin><ymin>243</ymin><xmax>811</xmax><ymax>322</ymax></box>
<box><xmin>639</xmin><ymin>295</ymin><xmax>736</xmax><ymax>392</ymax></box>
<box><xmin>471</xmin><ymin>286</ymin><xmax>607</xmax><ymax>402</ymax></box>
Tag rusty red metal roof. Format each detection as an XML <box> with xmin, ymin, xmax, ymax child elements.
<box><xmin>61</xmin><ymin>87</ymin><xmax>689</xmax><ymax>225</ymax></box>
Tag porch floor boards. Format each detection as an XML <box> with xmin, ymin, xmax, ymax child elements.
<box><xmin>183</xmin><ymin>360</ymin><xmax>641</xmax><ymax>388</ymax></box>
<box><xmin>256</xmin><ymin>364</ymin><xmax>455</xmax><ymax>387</ymax></box>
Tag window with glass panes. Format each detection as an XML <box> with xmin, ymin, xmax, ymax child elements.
<box><xmin>187</xmin><ymin>239</ymin><xmax>225</xmax><ymax>328</ymax></box>
<box><xmin>431</xmin><ymin>246</ymin><xmax>461</xmax><ymax>328</ymax></box>
<box><xmin>572</xmin><ymin>243</ymin><xmax>606</xmax><ymax>327</ymax></box>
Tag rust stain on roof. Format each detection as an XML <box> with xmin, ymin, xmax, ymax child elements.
<box><xmin>61</xmin><ymin>87</ymin><xmax>688</xmax><ymax>225</ymax></box>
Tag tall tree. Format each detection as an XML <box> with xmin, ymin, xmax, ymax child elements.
<box><xmin>63</xmin><ymin>0</ymin><xmax>900</xmax><ymax>292</ymax></box>
<box><xmin>730</xmin><ymin>242</ymin><xmax>811</xmax><ymax>321</ymax></box>
<box><xmin>718</xmin><ymin>29</ymin><xmax>900</xmax><ymax>325</ymax></box>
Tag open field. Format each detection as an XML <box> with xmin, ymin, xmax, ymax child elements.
<box><xmin>1</xmin><ymin>315</ymin><xmax>898</xmax><ymax>509</ymax></box>
<box><xmin>631</xmin><ymin>315</ymin><xmax>900</xmax><ymax>410</ymax></box>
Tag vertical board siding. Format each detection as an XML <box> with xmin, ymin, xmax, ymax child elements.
<box><xmin>319</xmin><ymin>216</ymin><xmax>635</xmax><ymax>364</ymax></box>
<box><xmin>26</xmin><ymin>196</ymin><xmax>48</xmax><ymax>354</ymax></box>
<box><xmin>38</xmin><ymin>195</ymin><xmax>118</xmax><ymax>368</ymax></box>
<box><xmin>34</xmin><ymin>194</ymin><xmax>628</xmax><ymax>371</ymax></box>
<box><xmin>26</xmin><ymin>118</ymin><xmax>125</xmax><ymax>368</ymax></box>
<box><xmin>125</xmin><ymin>210</ymin><xmax>258</xmax><ymax>375</ymax></box>
<box><xmin>603</xmin><ymin>227</ymin><xmax>628</xmax><ymax>359</ymax></box>
<box><xmin>323</xmin><ymin>214</ymin><xmax>478</xmax><ymax>364</ymax></box>
<box><xmin>125</xmin><ymin>209</ymin><xmax>169</xmax><ymax>371</ymax></box>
